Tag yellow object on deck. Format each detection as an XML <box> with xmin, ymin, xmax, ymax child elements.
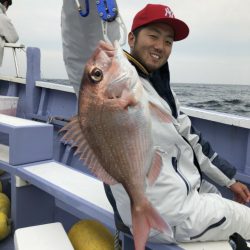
<box><xmin>0</xmin><ymin>212</ymin><xmax>10</xmax><ymax>241</ymax></box>
<box><xmin>68</xmin><ymin>219</ymin><xmax>114</xmax><ymax>250</ymax></box>
<box><xmin>0</xmin><ymin>193</ymin><xmax>10</xmax><ymax>217</ymax></box>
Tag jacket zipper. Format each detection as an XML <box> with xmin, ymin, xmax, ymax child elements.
<box><xmin>182</xmin><ymin>136</ymin><xmax>203</xmax><ymax>188</ymax></box>
<box><xmin>190</xmin><ymin>216</ymin><xmax>226</xmax><ymax>240</ymax></box>
<box><xmin>172</xmin><ymin>145</ymin><xmax>191</xmax><ymax>195</ymax></box>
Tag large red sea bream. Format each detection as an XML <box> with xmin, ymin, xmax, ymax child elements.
<box><xmin>61</xmin><ymin>41</ymin><xmax>173</xmax><ymax>250</ymax></box>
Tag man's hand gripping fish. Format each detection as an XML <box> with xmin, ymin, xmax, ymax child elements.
<box><xmin>61</xmin><ymin>41</ymin><xmax>174</xmax><ymax>250</ymax></box>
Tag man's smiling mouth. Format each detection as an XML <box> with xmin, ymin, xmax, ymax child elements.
<box><xmin>150</xmin><ymin>53</ymin><xmax>160</xmax><ymax>60</ymax></box>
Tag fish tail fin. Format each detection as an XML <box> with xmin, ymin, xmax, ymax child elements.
<box><xmin>131</xmin><ymin>199</ymin><xmax>173</xmax><ymax>250</ymax></box>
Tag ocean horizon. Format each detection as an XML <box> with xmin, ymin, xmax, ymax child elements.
<box><xmin>172</xmin><ymin>83</ymin><xmax>250</xmax><ymax>118</ymax></box>
<box><xmin>45</xmin><ymin>79</ymin><xmax>250</xmax><ymax>119</ymax></box>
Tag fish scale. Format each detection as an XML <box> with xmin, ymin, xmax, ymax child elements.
<box><xmin>86</xmin><ymin>103</ymin><xmax>148</xmax><ymax>184</ymax></box>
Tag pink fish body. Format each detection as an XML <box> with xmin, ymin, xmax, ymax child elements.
<box><xmin>61</xmin><ymin>41</ymin><xmax>173</xmax><ymax>249</ymax></box>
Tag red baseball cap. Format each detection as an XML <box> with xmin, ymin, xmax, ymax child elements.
<box><xmin>131</xmin><ymin>4</ymin><xmax>189</xmax><ymax>41</ymax></box>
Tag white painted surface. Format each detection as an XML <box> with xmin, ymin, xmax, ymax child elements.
<box><xmin>23</xmin><ymin>161</ymin><xmax>113</xmax><ymax>213</ymax></box>
<box><xmin>0</xmin><ymin>114</ymin><xmax>47</xmax><ymax>127</ymax></box>
<box><xmin>36</xmin><ymin>81</ymin><xmax>75</xmax><ymax>93</ymax></box>
<box><xmin>0</xmin><ymin>96</ymin><xmax>18</xmax><ymax>114</ymax></box>
<box><xmin>0</xmin><ymin>75</ymin><xmax>26</xmax><ymax>84</ymax></box>
<box><xmin>14</xmin><ymin>222</ymin><xmax>74</xmax><ymax>250</ymax></box>
<box><xmin>4</xmin><ymin>43</ymin><xmax>25</xmax><ymax>49</ymax></box>
<box><xmin>181</xmin><ymin>106</ymin><xmax>250</xmax><ymax>129</ymax></box>
<box><xmin>0</xmin><ymin>144</ymin><xmax>9</xmax><ymax>163</ymax></box>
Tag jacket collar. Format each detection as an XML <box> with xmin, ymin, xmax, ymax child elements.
<box><xmin>123</xmin><ymin>50</ymin><xmax>149</xmax><ymax>77</ymax></box>
<box><xmin>123</xmin><ymin>50</ymin><xmax>177</xmax><ymax>118</ymax></box>
<box><xmin>0</xmin><ymin>3</ymin><xmax>6</xmax><ymax>14</ymax></box>
<box><xmin>123</xmin><ymin>50</ymin><xmax>170</xmax><ymax>80</ymax></box>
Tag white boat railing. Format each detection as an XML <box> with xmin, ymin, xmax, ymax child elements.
<box><xmin>181</xmin><ymin>106</ymin><xmax>250</xmax><ymax>130</ymax></box>
<box><xmin>0</xmin><ymin>75</ymin><xmax>26</xmax><ymax>84</ymax></box>
<box><xmin>4</xmin><ymin>43</ymin><xmax>25</xmax><ymax>78</ymax></box>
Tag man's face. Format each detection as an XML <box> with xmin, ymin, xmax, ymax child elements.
<box><xmin>128</xmin><ymin>23</ymin><xmax>174</xmax><ymax>72</ymax></box>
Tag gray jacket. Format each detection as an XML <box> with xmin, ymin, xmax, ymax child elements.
<box><xmin>110</xmin><ymin>73</ymin><xmax>236</xmax><ymax>242</ymax></box>
<box><xmin>0</xmin><ymin>3</ymin><xmax>19</xmax><ymax>65</ymax></box>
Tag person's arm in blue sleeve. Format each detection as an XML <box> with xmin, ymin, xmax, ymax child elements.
<box><xmin>190</xmin><ymin>123</ymin><xmax>250</xmax><ymax>204</ymax></box>
<box><xmin>190</xmin><ymin>124</ymin><xmax>236</xmax><ymax>178</ymax></box>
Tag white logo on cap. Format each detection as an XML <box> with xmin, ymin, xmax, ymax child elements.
<box><xmin>165</xmin><ymin>7</ymin><xmax>174</xmax><ymax>18</ymax></box>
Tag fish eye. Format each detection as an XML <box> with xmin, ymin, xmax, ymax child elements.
<box><xmin>89</xmin><ymin>67</ymin><xmax>103</xmax><ymax>83</ymax></box>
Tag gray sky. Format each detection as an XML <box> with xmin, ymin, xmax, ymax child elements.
<box><xmin>1</xmin><ymin>0</ymin><xmax>250</xmax><ymax>85</ymax></box>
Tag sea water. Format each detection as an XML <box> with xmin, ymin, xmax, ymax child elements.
<box><xmin>172</xmin><ymin>83</ymin><xmax>250</xmax><ymax>118</ymax></box>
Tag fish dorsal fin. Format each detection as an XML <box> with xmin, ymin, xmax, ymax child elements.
<box><xmin>149</xmin><ymin>101</ymin><xmax>172</xmax><ymax>123</ymax></box>
<box><xmin>60</xmin><ymin>116</ymin><xmax>118</xmax><ymax>185</ymax></box>
<box><xmin>146</xmin><ymin>149</ymin><xmax>163</xmax><ymax>186</ymax></box>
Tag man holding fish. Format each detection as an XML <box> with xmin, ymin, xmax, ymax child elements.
<box><xmin>61</xmin><ymin>1</ymin><xmax>250</xmax><ymax>249</ymax></box>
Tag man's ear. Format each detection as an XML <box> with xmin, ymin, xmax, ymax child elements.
<box><xmin>128</xmin><ymin>32</ymin><xmax>135</xmax><ymax>49</ymax></box>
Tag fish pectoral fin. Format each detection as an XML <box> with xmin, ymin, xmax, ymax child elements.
<box><xmin>149</xmin><ymin>101</ymin><xmax>172</xmax><ymax>123</ymax></box>
<box><xmin>59</xmin><ymin>115</ymin><xmax>78</xmax><ymax>136</ymax></box>
<box><xmin>60</xmin><ymin>115</ymin><xmax>118</xmax><ymax>186</ymax></box>
<box><xmin>146</xmin><ymin>150</ymin><xmax>163</xmax><ymax>186</ymax></box>
<box><xmin>119</xmin><ymin>87</ymin><xmax>138</xmax><ymax>110</ymax></box>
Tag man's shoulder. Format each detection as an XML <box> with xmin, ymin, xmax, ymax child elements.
<box><xmin>0</xmin><ymin>12</ymin><xmax>10</xmax><ymax>23</ymax></box>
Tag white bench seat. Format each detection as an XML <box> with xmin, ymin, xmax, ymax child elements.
<box><xmin>0</xmin><ymin>114</ymin><xmax>53</xmax><ymax>165</ymax></box>
<box><xmin>15</xmin><ymin>161</ymin><xmax>114</xmax><ymax>229</ymax></box>
<box><xmin>14</xmin><ymin>222</ymin><xmax>74</xmax><ymax>250</ymax></box>
<box><xmin>0</xmin><ymin>144</ymin><xmax>9</xmax><ymax>163</ymax></box>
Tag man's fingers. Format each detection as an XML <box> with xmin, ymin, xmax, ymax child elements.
<box><xmin>234</xmin><ymin>194</ymin><xmax>246</xmax><ymax>204</ymax></box>
<box><xmin>243</xmin><ymin>187</ymin><xmax>250</xmax><ymax>202</ymax></box>
<box><xmin>230</xmin><ymin>182</ymin><xmax>250</xmax><ymax>204</ymax></box>
<box><xmin>237</xmin><ymin>186</ymin><xmax>250</xmax><ymax>203</ymax></box>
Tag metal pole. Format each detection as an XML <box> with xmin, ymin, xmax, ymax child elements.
<box><xmin>12</xmin><ymin>47</ymin><xmax>20</xmax><ymax>77</ymax></box>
